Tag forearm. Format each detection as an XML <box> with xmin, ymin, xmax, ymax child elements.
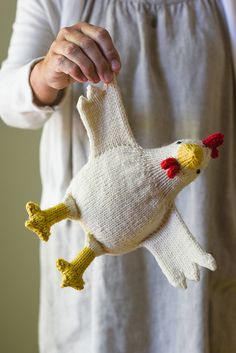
<box><xmin>0</xmin><ymin>58</ymin><xmax>58</xmax><ymax>129</ymax></box>
<box><xmin>0</xmin><ymin>0</ymin><xmax>65</xmax><ymax>129</ymax></box>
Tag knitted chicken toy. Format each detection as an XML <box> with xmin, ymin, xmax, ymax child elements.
<box><xmin>25</xmin><ymin>77</ymin><xmax>224</xmax><ymax>291</ymax></box>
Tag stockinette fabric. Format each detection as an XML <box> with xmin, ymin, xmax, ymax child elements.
<box><xmin>25</xmin><ymin>77</ymin><xmax>224</xmax><ymax>291</ymax></box>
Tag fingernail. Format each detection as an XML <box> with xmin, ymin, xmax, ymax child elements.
<box><xmin>93</xmin><ymin>78</ymin><xmax>100</xmax><ymax>83</ymax></box>
<box><xmin>104</xmin><ymin>71</ymin><xmax>114</xmax><ymax>82</ymax></box>
<box><xmin>81</xmin><ymin>76</ymin><xmax>88</xmax><ymax>82</ymax></box>
<box><xmin>111</xmin><ymin>59</ymin><xmax>121</xmax><ymax>71</ymax></box>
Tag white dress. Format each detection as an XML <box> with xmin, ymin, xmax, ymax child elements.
<box><xmin>0</xmin><ymin>0</ymin><xmax>235</xmax><ymax>352</ymax></box>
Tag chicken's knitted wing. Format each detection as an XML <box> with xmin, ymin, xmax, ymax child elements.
<box><xmin>77</xmin><ymin>76</ymin><xmax>138</xmax><ymax>158</ymax></box>
<box><xmin>141</xmin><ymin>206</ymin><xmax>216</xmax><ymax>288</ymax></box>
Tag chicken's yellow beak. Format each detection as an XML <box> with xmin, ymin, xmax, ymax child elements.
<box><xmin>177</xmin><ymin>144</ymin><xmax>203</xmax><ymax>169</ymax></box>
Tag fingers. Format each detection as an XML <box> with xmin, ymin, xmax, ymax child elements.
<box><xmin>52</xmin><ymin>39</ymin><xmax>101</xmax><ymax>83</ymax></box>
<box><xmin>52</xmin><ymin>54</ymin><xmax>87</xmax><ymax>83</ymax></box>
<box><xmin>40</xmin><ymin>22</ymin><xmax>121</xmax><ymax>92</ymax></box>
<box><xmin>74</xmin><ymin>22</ymin><xmax>121</xmax><ymax>72</ymax></box>
<box><xmin>56</xmin><ymin>22</ymin><xmax>121</xmax><ymax>83</ymax></box>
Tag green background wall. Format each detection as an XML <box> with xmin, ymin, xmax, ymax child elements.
<box><xmin>0</xmin><ymin>1</ymin><xmax>40</xmax><ymax>352</ymax></box>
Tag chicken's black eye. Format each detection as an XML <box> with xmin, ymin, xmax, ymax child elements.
<box><xmin>176</xmin><ymin>141</ymin><xmax>182</xmax><ymax>144</ymax></box>
<box><xmin>196</xmin><ymin>169</ymin><xmax>200</xmax><ymax>174</ymax></box>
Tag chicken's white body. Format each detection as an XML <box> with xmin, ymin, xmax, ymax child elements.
<box><xmin>67</xmin><ymin>146</ymin><xmax>169</xmax><ymax>254</ymax></box>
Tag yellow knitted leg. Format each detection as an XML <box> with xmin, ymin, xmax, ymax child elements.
<box><xmin>56</xmin><ymin>247</ymin><xmax>96</xmax><ymax>291</ymax></box>
<box><xmin>25</xmin><ymin>201</ymin><xmax>70</xmax><ymax>241</ymax></box>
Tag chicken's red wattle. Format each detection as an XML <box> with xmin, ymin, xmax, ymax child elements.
<box><xmin>161</xmin><ymin>157</ymin><xmax>180</xmax><ymax>179</ymax></box>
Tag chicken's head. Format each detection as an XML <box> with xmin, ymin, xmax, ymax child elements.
<box><xmin>160</xmin><ymin>132</ymin><xmax>224</xmax><ymax>183</ymax></box>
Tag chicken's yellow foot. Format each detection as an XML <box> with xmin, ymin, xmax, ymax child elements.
<box><xmin>56</xmin><ymin>246</ymin><xmax>96</xmax><ymax>291</ymax></box>
<box><xmin>25</xmin><ymin>201</ymin><xmax>70</xmax><ymax>241</ymax></box>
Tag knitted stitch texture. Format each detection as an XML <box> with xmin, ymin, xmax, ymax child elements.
<box><xmin>25</xmin><ymin>77</ymin><xmax>224</xmax><ymax>290</ymax></box>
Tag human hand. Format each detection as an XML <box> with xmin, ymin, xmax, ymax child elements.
<box><xmin>39</xmin><ymin>22</ymin><xmax>121</xmax><ymax>90</ymax></box>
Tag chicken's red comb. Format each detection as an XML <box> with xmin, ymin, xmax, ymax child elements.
<box><xmin>202</xmin><ymin>132</ymin><xmax>224</xmax><ymax>159</ymax></box>
<box><xmin>161</xmin><ymin>157</ymin><xmax>180</xmax><ymax>179</ymax></box>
